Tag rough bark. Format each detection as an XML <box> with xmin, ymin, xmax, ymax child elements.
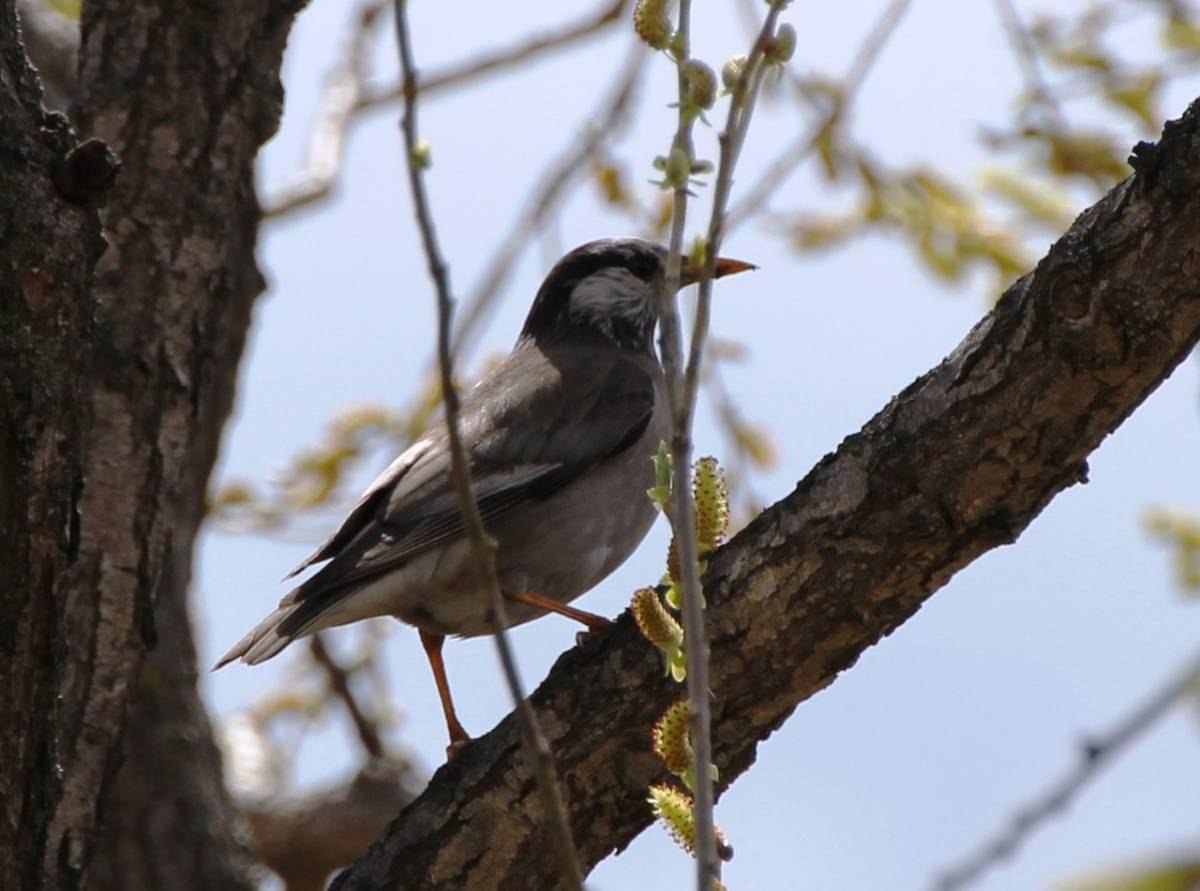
<box><xmin>331</xmin><ymin>100</ymin><xmax>1200</xmax><ymax>889</ymax></box>
<box><xmin>0</xmin><ymin>4</ymin><xmax>107</xmax><ymax>885</ymax></box>
<box><xmin>73</xmin><ymin>1</ymin><xmax>307</xmax><ymax>889</ymax></box>
<box><xmin>0</xmin><ymin>0</ymin><xmax>305</xmax><ymax>889</ymax></box>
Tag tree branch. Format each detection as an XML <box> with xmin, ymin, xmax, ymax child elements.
<box><xmin>262</xmin><ymin>1</ymin><xmax>387</xmax><ymax>219</ymax></box>
<box><xmin>362</xmin><ymin>0</ymin><xmax>628</xmax><ymax>108</ymax></box>
<box><xmin>245</xmin><ymin>759</ymin><xmax>421</xmax><ymax>891</ymax></box>
<box><xmin>310</xmin><ymin>635</ymin><xmax>386</xmax><ymax>759</ymax></box>
<box><xmin>331</xmin><ymin>96</ymin><xmax>1200</xmax><ymax>889</ymax></box>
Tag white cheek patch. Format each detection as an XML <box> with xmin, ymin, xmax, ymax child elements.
<box><xmin>569</xmin><ymin>268</ymin><xmax>650</xmax><ymax>320</ymax></box>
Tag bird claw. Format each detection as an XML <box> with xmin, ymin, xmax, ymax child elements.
<box><xmin>445</xmin><ymin>737</ymin><xmax>469</xmax><ymax>761</ymax></box>
<box><xmin>574</xmin><ymin>617</ymin><xmax>613</xmax><ymax>647</ymax></box>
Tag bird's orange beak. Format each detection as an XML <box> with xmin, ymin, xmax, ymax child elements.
<box><xmin>680</xmin><ymin>255</ymin><xmax>757</xmax><ymax>286</ymax></box>
<box><xmin>713</xmin><ymin>257</ymin><xmax>757</xmax><ymax>278</ymax></box>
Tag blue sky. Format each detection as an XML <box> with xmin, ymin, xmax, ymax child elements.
<box><xmin>196</xmin><ymin>2</ymin><xmax>1200</xmax><ymax>888</ymax></box>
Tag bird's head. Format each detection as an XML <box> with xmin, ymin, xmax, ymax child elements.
<box><xmin>518</xmin><ymin>237</ymin><xmax>754</xmax><ymax>354</ymax></box>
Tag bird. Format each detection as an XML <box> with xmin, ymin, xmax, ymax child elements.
<box><xmin>215</xmin><ymin>237</ymin><xmax>754</xmax><ymax>754</ymax></box>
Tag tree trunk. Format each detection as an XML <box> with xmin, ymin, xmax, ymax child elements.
<box><xmin>0</xmin><ymin>1</ymin><xmax>304</xmax><ymax>888</ymax></box>
<box><xmin>0</xmin><ymin>4</ymin><xmax>108</xmax><ymax>885</ymax></box>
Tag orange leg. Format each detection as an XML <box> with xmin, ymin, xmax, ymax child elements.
<box><xmin>504</xmin><ymin>591</ymin><xmax>612</xmax><ymax>632</ymax></box>
<box><xmin>419</xmin><ymin>630</ymin><xmax>470</xmax><ymax>759</ymax></box>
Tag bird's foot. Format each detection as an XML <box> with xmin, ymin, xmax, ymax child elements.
<box><xmin>445</xmin><ymin>737</ymin><xmax>470</xmax><ymax>761</ymax></box>
<box><xmin>574</xmin><ymin>616</ymin><xmax>613</xmax><ymax>647</ymax></box>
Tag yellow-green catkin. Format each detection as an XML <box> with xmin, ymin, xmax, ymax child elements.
<box><xmin>653</xmin><ymin>699</ymin><xmax>692</xmax><ymax>775</ymax></box>
<box><xmin>693</xmin><ymin>456</ymin><xmax>729</xmax><ymax>559</ymax></box>
<box><xmin>648</xmin><ymin>784</ymin><xmax>734</xmax><ymax>864</ymax></box>
<box><xmin>631</xmin><ymin>587</ymin><xmax>687</xmax><ymax>680</ymax></box>
<box><xmin>682</xmin><ymin>59</ymin><xmax>717</xmax><ymax>110</ymax></box>
<box><xmin>633</xmin><ymin>0</ymin><xmax>672</xmax><ymax>50</ymax></box>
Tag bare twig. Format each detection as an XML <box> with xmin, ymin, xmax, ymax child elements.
<box><xmin>662</xmin><ymin>5</ymin><xmax>790</xmax><ymax>888</ymax></box>
<box><xmin>684</xmin><ymin>13</ymin><xmax>777</xmax><ymax>414</ymax></box>
<box><xmin>391</xmin><ymin>3</ymin><xmax>584</xmax><ymax>888</ymax></box>
<box><xmin>649</xmin><ymin>1</ymin><xmax>715</xmax><ymax>884</ymax></box>
<box><xmin>726</xmin><ymin>0</ymin><xmax>912</xmax><ymax>229</ymax></box>
<box><xmin>364</xmin><ymin>0</ymin><xmax>627</xmax><ymax>108</ymax></box>
<box><xmin>309</xmin><ymin>634</ymin><xmax>385</xmax><ymax>760</ymax></box>
<box><xmin>932</xmin><ymin>648</ymin><xmax>1200</xmax><ymax>891</ymax></box>
<box><xmin>263</xmin><ymin>1</ymin><xmax>387</xmax><ymax>219</ymax></box>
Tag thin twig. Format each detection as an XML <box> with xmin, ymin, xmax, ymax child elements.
<box><xmin>726</xmin><ymin>0</ymin><xmax>912</xmax><ymax>230</ymax></box>
<box><xmin>364</xmin><ymin>0</ymin><xmax>627</xmax><ymax>108</ymax></box>
<box><xmin>391</xmin><ymin>3</ymin><xmax>584</xmax><ymax>888</ymax></box>
<box><xmin>649</xmin><ymin>2</ymin><xmax>716</xmax><ymax>886</ymax></box>
<box><xmin>665</xmin><ymin>5</ymin><xmax>790</xmax><ymax>888</ymax></box>
<box><xmin>842</xmin><ymin>0</ymin><xmax>913</xmax><ymax>100</ymax></box>
<box><xmin>309</xmin><ymin>633</ymin><xmax>385</xmax><ymax>759</ymax></box>
<box><xmin>263</xmin><ymin>1</ymin><xmax>387</xmax><ymax>219</ymax></box>
<box><xmin>932</xmin><ymin>648</ymin><xmax>1200</xmax><ymax>891</ymax></box>
<box><xmin>684</xmin><ymin>14</ymin><xmax>777</xmax><ymax>415</ymax></box>
<box><xmin>666</xmin><ymin>100</ymin><xmax>714</xmax><ymax>891</ymax></box>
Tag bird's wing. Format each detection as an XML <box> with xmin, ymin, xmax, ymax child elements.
<box><xmin>289</xmin><ymin>345</ymin><xmax>658</xmax><ymax>598</ymax></box>
<box><xmin>283</xmin><ymin>439</ymin><xmax>435</xmax><ymax>580</ymax></box>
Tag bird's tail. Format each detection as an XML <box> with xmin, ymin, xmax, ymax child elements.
<box><xmin>213</xmin><ymin>600</ymin><xmax>317</xmax><ymax>669</ymax></box>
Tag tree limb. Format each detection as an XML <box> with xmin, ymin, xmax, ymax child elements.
<box><xmin>331</xmin><ymin>96</ymin><xmax>1200</xmax><ymax>890</ymax></box>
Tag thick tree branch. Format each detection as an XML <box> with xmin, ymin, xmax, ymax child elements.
<box><xmin>332</xmin><ymin>97</ymin><xmax>1200</xmax><ymax>889</ymax></box>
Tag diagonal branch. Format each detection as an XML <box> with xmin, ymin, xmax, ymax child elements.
<box><xmin>331</xmin><ymin>96</ymin><xmax>1200</xmax><ymax>890</ymax></box>
<box><xmin>262</xmin><ymin>1</ymin><xmax>387</xmax><ymax>219</ymax></box>
<box><xmin>362</xmin><ymin>0</ymin><xmax>628</xmax><ymax>108</ymax></box>
<box><xmin>310</xmin><ymin>634</ymin><xmax>385</xmax><ymax>760</ymax></box>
